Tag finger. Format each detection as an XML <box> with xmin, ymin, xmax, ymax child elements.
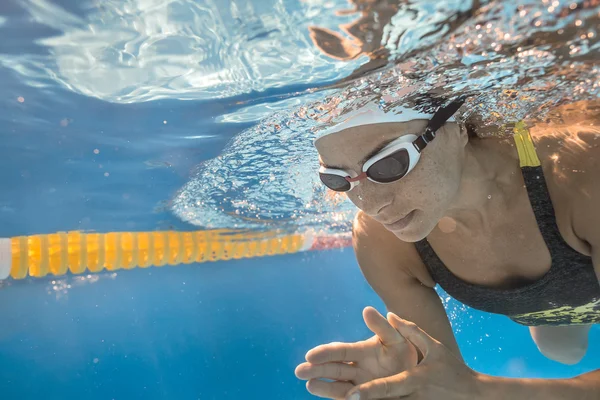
<box><xmin>306</xmin><ymin>379</ymin><xmax>354</xmax><ymax>399</ymax></box>
<box><xmin>306</xmin><ymin>342</ymin><xmax>364</xmax><ymax>364</ymax></box>
<box><xmin>387</xmin><ymin>313</ymin><xmax>436</xmax><ymax>358</ymax></box>
<box><xmin>295</xmin><ymin>362</ymin><xmax>359</xmax><ymax>381</ymax></box>
<box><xmin>363</xmin><ymin>306</ymin><xmax>405</xmax><ymax>345</ymax></box>
<box><xmin>345</xmin><ymin>371</ymin><xmax>418</xmax><ymax>399</ymax></box>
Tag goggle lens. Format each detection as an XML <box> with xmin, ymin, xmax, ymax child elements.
<box><xmin>319</xmin><ymin>173</ymin><xmax>352</xmax><ymax>192</ymax></box>
<box><xmin>366</xmin><ymin>149</ymin><xmax>410</xmax><ymax>184</ymax></box>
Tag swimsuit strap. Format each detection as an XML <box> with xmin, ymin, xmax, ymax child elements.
<box><xmin>513</xmin><ymin>121</ymin><xmax>541</xmax><ymax>167</ymax></box>
<box><xmin>511</xmin><ymin>122</ymin><xmax>565</xmax><ymax>259</ymax></box>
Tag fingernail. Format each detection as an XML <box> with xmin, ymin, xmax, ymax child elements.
<box><xmin>348</xmin><ymin>392</ymin><xmax>360</xmax><ymax>400</ymax></box>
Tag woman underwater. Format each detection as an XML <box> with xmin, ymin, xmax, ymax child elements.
<box><xmin>295</xmin><ymin>98</ymin><xmax>600</xmax><ymax>399</ymax></box>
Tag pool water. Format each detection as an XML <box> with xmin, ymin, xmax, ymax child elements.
<box><xmin>1</xmin><ymin>0</ymin><xmax>599</xmax><ymax>399</ymax></box>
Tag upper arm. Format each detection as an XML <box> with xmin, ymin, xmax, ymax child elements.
<box><xmin>592</xmin><ymin>243</ymin><xmax>600</xmax><ymax>284</ymax></box>
<box><xmin>591</xmin><ymin>246</ymin><xmax>600</xmax><ymax>285</ymax></box>
<box><xmin>538</xmin><ymin>126</ymin><xmax>600</xmax><ymax>283</ymax></box>
<box><xmin>566</xmin><ymin>147</ymin><xmax>600</xmax><ymax>283</ymax></box>
<box><xmin>352</xmin><ymin>211</ymin><xmax>462</xmax><ymax>360</ymax></box>
<box><xmin>577</xmin><ymin>180</ymin><xmax>600</xmax><ymax>282</ymax></box>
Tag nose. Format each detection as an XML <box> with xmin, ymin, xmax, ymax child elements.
<box><xmin>349</xmin><ymin>185</ymin><xmax>391</xmax><ymax>218</ymax></box>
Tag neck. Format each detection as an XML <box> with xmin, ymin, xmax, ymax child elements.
<box><xmin>444</xmin><ymin>138</ymin><xmax>520</xmax><ymax>228</ymax></box>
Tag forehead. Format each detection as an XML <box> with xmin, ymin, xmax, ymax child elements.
<box><xmin>315</xmin><ymin>120</ymin><xmax>428</xmax><ymax>167</ymax></box>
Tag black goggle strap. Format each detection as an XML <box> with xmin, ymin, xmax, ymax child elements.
<box><xmin>412</xmin><ymin>97</ymin><xmax>466</xmax><ymax>152</ymax></box>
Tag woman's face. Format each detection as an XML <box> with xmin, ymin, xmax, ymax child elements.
<box><xmin>315</xmin><ymin>120</ymin><xmax>468</xmax><ymax>242</ymax></box>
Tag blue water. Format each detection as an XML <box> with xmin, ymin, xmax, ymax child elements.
<box><xmin>1</xmin><ymin>0</ymin><xmax>599</xmax><ymax>399</ymax></box>
<box><xmin>0</xmin><ymin>248</ymin><xmax>598</xmax><ymax>399</ymax></box>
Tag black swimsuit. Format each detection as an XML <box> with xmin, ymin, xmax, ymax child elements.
<box><xmin>414</xmin><ymin>124</ymin><xmax>600</xmax><ymax>326</ymax></box>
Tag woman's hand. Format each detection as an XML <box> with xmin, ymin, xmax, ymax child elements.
<box><xmin>344</xmin><ymin>313</ymin><xmax>483</xmax><ymax>400</ymax></box>
<box><xmin>295</xmin><ymin>306</ymin><xmax>419</xmax><ymax>399</ymax></box>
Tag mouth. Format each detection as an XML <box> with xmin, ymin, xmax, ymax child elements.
<box><xmin>383</xmin><ymin>210</ymin><xmax>416</xmax><ymax>231</ymax></box>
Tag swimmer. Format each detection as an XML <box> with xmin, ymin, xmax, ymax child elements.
<box><xmin>295</xmin><ymin>99</ymin><xmax>600</xmax><ymax>399</ymax></box>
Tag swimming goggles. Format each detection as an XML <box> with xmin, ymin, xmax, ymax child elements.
<box><xmin>318</xmin><ymin>99</ymin><xmax>465</xmax><ymax>192</ymax></box>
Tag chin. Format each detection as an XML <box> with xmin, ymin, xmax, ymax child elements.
<box><xmin>391</xmin><ymin>215</ymin><xmax>436</xmax><ymax>242</ymax></box>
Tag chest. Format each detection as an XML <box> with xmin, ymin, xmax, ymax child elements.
<box><xmin>425</xmin><ymin>174</ymin><xmax>588</xmax><ymax>290</ymax></box>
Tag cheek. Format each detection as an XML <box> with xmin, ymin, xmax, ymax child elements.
<box><xmin>431</xmin><ymin>155</ymin><xmax>462</xmax><ymax>206</ymax></box>
<box><xmin>403</xmin><ymin>154</ymin><xmax>458</xmax><ymax>210</ymax></box>
<box><xmin>345</xmin><ymin>191</ymin><xmax>360</xmax><ymax>205</ymax></box>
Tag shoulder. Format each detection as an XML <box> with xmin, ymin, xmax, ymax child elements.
<box><xmin>352</xmin><ymin>211</ymin><xmax>436</xmax><ymax>288</ymax></box>
<box><xmin>529</xmin><ymin>115</ymin><xmax>600</xmax><ymax>253</ymax></box>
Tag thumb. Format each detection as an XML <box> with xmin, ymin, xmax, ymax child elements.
<box><xmin>362</xmin><ymin>307</ymin><xmax>406</xmax><ymax>345</ymax></box>
<box><xmin>387</xmin><ymin>313</ymin><xmax>437</xmax><ymax>359</ymax></box>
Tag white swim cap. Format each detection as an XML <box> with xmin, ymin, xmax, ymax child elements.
<box><xmin>314</xmin><ymin>101</ymin><xmax>455</xmax><ymax>142</ymax></box>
